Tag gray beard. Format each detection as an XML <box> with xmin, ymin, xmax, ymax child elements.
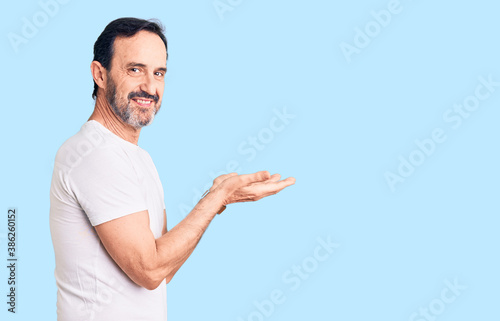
<box><xmin>105</xmin><ymin>78</ymin><xmax>159</xmax><ymax>129</ymax></box>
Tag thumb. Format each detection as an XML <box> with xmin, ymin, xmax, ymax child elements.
<box><xmin>211</xmin><ymin>172</ymin><xmax>239</xmax><ymax>190</ymax></box>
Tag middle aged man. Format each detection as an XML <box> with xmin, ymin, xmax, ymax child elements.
<box><xmin>49</xmin><ymin>17</ymin><xmax>295</xmax><ymax>320</ymax></box>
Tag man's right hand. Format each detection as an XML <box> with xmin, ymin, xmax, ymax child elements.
<box><xmin>210</xmin><ymin>171</ymin><xmax>296</xmax><ymax>206</ymax></box>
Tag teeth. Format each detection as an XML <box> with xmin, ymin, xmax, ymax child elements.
<box><xmin>136</xmin><ymin>99</ymin><xmax>151</xmax><ymax>104</ymax></box>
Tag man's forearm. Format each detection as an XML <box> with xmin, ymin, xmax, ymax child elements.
<box><xmin>94</xmin><ymin>171</ymin><xmax>292</xmax><ymax>290</ymax></box>
<box><xmin>151</xmin><ymin>189</ymin><xmax>225</xmax><ymax>285</ymax></box>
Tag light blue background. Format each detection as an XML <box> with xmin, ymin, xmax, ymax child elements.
<box><xmin>1</xmin><ymin>0</ymin><xmax>499</xmax><ymax>320</ymax></box>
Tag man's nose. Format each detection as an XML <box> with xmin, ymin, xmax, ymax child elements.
<box><xmin>140</xmin><ymin>73</ymin><xmax>157</xmax><ymax>98</ymax></box>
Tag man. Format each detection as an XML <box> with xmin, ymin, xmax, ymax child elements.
<box><xmin>49</xmin><ymin>17</ymin><xmax>295</xmax><ymax>321</ymax></box>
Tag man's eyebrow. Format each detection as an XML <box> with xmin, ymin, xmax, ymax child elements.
<box><xmin>126</xmin><ymin>62</ymin><xmax>147</xmax><ymax>68</ymax></box>
<box><xmin>126</xmin><ymin>62</ymin><xmax>166</xmax><ymax>72</ymax></box>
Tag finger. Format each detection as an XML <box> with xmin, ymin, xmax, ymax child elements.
<box><xmin>267</xmin><ymin>173</ymin><xmax>281</xmax><ymax>183</ymax></box>
<box><xmin>274</xmin><ymin>177</ymin><xmax>296</xmax><ymax>189</ymax></box>
<box><xmin>263</xmin><ymin>177</ymin><xmax>296</xmax><ymax>194</ymax></box>
<box><xmin>239</xmin><ymin>170</ymin><xmax>271</xmax><ymax>185</ymax></box>
<box><xmin>245</xmin><ymin>176</ymin><xmax>295</xmax><ymax>198</ymax></box>
<box><xmin>246</xmin><ymin>173</ymin><xmax>280</xmax><ymax>187</ymax></box>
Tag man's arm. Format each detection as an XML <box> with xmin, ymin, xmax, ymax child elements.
<box><xmin>95</xmin><ymin>171</ymin><xmax>295</xmax><ymax>290</ymax></box>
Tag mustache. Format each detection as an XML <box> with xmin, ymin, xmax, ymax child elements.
<box><xmin>128</xmin><ymin>91</ymin><xmax>159</xmax><ymax>103</ymax></box>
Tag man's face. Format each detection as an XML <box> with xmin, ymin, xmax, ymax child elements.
<box><xmin>105</xmin><ymin>30</ymin><xmax>167</xmax><ymax>129</ymax></box>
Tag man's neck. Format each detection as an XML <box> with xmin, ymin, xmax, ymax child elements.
<box><xmin>88</xmin><ymin>95</ymin><xmax>141</xmax><ymax>145</ymax></box>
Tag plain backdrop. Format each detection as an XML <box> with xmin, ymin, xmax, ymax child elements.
<box><xmin>1</xmin><ymin>0</ymin><xmax>499</xmax><ymax>320</ymax></box>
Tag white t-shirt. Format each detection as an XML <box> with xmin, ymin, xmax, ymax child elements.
<box><xmin>50</xmin><ymin>120</ymin><xmax>167</xmax><ymax>321</ymax></box>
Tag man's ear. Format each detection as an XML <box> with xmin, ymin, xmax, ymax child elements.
<box><xmin>91</xmin><ymin>60</ymin><xmax>107</xmax><ymax>91</ymax></box>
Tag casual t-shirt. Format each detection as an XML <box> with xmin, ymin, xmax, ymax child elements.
<box><xmin>49</xmin><ymin>120</ymin><xmax>167</xmax><ymax>321</ymax></box>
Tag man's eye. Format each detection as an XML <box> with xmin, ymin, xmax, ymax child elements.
<box><xmin>131</xmin><ymin>68</ymin><xmax>140</xmax><ymax>73</ymax></box>
<box><xmin>155</xmin><ymin>72</ymin><xmax>164</xmax><ymax>77</ymax></box>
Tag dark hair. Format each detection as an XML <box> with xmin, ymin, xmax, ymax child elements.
<box><xmin>92</xmin><ymin>17</ymin><xmax>168</xmax><ymax>99</ymax></box>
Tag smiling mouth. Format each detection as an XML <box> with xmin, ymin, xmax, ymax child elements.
<box><xmin>132</xmin><ymin>98</ymin><xmax>154</xmax><ymax>107</ymax></box>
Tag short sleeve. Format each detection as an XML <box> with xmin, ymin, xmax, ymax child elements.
<box><xmin>68</xmin><ymin>146</ymin><xmax>148</xmax><ymax>226</ymax></box>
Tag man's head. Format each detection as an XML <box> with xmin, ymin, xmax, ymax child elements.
<box><xmin>91</xmin><ymin>18</ymin><xmax>168</xmax><ymax>129</ymax></box>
